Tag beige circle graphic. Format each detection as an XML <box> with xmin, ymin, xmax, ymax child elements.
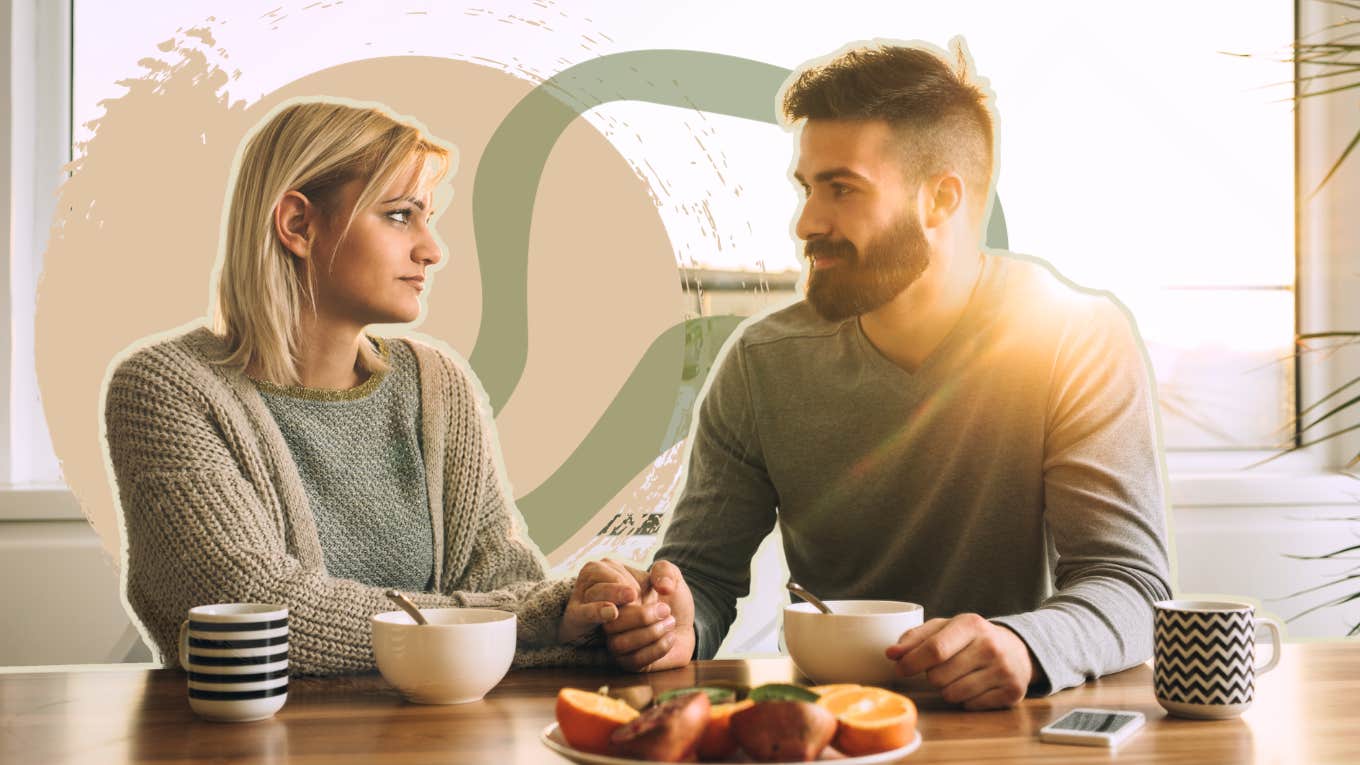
<box><xmin>40</xmin><ymin>54</ymin><xmax>681</xmax><ymax>566</ymax></box>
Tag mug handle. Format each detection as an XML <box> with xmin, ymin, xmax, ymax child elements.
<box><xmin>178</xmin><ymin>620</ymin><xmax>190</xmax><ymax>671</ymax></box>
<box><xmin>1253</xmin><ymin>616</ymin><xmax>1283</xmax><ymax>675</ymax></box>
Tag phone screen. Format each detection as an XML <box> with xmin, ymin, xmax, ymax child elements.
<box><xmin>1049</xmin><ymin>710</ymin><xmax>1141</xmax><ymax>733</ymax></box>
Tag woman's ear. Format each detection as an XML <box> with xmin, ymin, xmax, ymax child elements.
<box><xmin>274</xmin><ymin>190</ymin><xmax>315</xmax><ymax>260</ymax></box>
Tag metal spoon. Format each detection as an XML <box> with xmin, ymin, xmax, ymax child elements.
<box><xmin>786</xmin><ymin>581</ymin><xmax>834</xmax><ymax>614</ymax></box>
<box><xmin>385</xmin><ymin>589</ymin><xmax>429</xmax><ymax>625</ymax></box>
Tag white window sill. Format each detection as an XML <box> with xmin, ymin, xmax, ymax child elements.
<box><xmin>0</xmin><ymin>452</ymin><xmax>1355</xmax><ymax>522</ymax></box>
<box><xmin>0</xmin><ymin>485</ymin><xmax>84</xmax><ymax>521</ymax></box>
<box><xmin>1166</xmin><ymin>450</ymin><xmax>1358</xmax><ymax>508</ymax></box>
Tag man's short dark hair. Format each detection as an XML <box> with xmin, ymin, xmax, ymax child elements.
<box><xmin>781</xmin><ymin>43</ymin><xmax>996</xmax><ymax>212</ymax></box>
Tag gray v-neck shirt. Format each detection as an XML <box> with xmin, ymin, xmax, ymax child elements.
<box><xmin>656</xmin><ymin>251</ymin><xmax>1172</xmax><ymax>694</ymax></box>
<box><xmin>256</xmin><ymin>338</ymin><xmax>434</xmax><ymax>592</ymax></box>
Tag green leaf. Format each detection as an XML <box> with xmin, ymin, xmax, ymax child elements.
<box><xmin>1298</xmin><ymin>376</ymin><xmax>1360</xmax><ymax>419</ymax></box>
<box><xmin>1298</xmin><ymin>393</ymin><xmax>1360</xmax><ymax>435</ymax></box>
<box><xmin>1297</xmin><ymin>332</ymin><xmax>1360</xmax><ymax>340</ymax></box>
<box><xmin>1310</xmin><ymin>125</ymin><xmax>1360</xmax><ymax>198</ymax></box>
<box><xmin>1247</xmin><ymin>422</ymin><xmax>1360</xmax><ymax>469</ymax></box>
<box><xmin>1285</xmin><ymin>591</ymin><xmax>1360</xmax><ymax>623</ymax></box>
<box><xmin>654</xmin><ymin>686</ymin><xmax>736</xmax><ymax>706</ymax></box>
<box><xmin>747</xmin><ymin>683</ymin><xmax>820</xmax><ymax>703</ymax></box>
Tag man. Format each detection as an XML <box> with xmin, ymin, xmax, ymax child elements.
<box><xmin>651</xmin><ymin>41</ymin><xmax>1172</xmax><ymax>709</ymax></box>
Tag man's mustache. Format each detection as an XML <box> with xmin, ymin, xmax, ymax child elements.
<box><xmin>805</xmin><ymin>238</ymin><xmax>857</xmax><ymax>261</ymax></box>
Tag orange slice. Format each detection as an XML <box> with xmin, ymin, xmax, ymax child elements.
<box><xmin>555</xmin><ymin>688</ymin><xmax>640</xmax><ymax>754</ymax></box>
<box><xmin>816</xmin><ymin>686</ymin><xmax>918</xmax><ymax>756</ymax></box>
<box><xmin>808</xmin><ymin>683</ymin><xmax>862</xmax><ymax>697</ymax></box>
<box><xmin>696</xmin><ymin>699</ymin><xmax>755</xmax><ymax>761</ymax></box>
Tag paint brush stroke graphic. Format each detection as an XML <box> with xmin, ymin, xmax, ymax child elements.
<box><xmin>42</xmin><ymin>40</ymin><xmax>673</xmax><ymax>563</ymax></box>
<box><xmin>44</xmin><ymin>32</ymin><xmax>1007</xmax><ymax>565</ymax></box>
<box><xmin>480</xmin><ymin>51</ymin><xmax>1007</xmax><ymax>550</ymax></box>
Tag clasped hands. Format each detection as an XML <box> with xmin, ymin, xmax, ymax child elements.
<box><xmin>558</xmin><ymin>558</ymin><xmax>695</xmax><ymax>672</ymax></box>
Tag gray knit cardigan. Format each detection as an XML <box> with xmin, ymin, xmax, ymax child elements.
<box><xmin>104</xmin><ymin>325</ymin><xmax>605</xmax><ymax>675</ymax></box>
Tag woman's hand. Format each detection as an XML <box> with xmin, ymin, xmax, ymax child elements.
<box><xmin>558</xmin><ymin>559</ymin><xmax>651</xmax><ymax>646</ymax></box>
<box><xmin>603</xmin><ymin>560</ymin><xmax>695</xmax><ymax>672</ymax></box>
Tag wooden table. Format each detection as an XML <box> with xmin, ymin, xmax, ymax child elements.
<box><xmin>2</xmin><ymin>642</ymin><xmax>1357</xmax><ymax>764</ymax></box>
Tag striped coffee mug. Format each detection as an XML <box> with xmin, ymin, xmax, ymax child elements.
<box><xmin>1153</xmin><ymin>599</ymin><xmax>1282</xmax><ymax>719</ymax></box>
<box><xmin>177</xmin><ymin>604</ymin><xmax>289</xmax><ymax>722</ymax></box>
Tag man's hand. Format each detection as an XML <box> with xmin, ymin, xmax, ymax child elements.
<box><xmin>604</xmin><ymin>560</ymin><xmax>696</xmax><ymax>672</ymax></box>
<box><xmin>558</xmin><ymin>559</ymin><xmax>651</xmax><ymax>646</ymax></box>
<box><xmin>884</xmin><ymin>613</ymin><xmax>1038</xmax><ymax>710</ymax></box>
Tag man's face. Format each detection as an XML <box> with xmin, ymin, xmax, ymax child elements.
<box><xmin>793</xmin><ymin>120</ymin><xmax>930</xmax><ymax>321</ymax></box>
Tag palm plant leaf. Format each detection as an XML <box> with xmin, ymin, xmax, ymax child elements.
<box><xmin>1299</xmin><ymin>393</ymin><xmax>1360</xmax><ymax>434</ymax></box>
<box><xmin>1310</xmin><ymin>123</ymin><xmax>1360</xmax><ymax>196</ymax></box>
<box><xmin>1274</xmin><ymin>572</ymin><xmax>1360</xmax><ymax>600</ymax></box>
<box><xmin>1285</xmin><ymin>591</ymin><xmax>1360</xmax><ymax>623</ymax></box>
<box><xmin>1285</xmin><ymin>543</ymin><xmax>1360</xmax><ymax>560</ymax></box>
<box><xmin>1298</xmin><ymin>375</ymin><xmax>1360</xmax><ymax>418</ymax></box>
<box><xmin>1295</xmin><ymin>14</ymin><xmax>1360</xmax><ymax>196</ymax></box>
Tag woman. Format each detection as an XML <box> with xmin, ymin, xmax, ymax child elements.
<box><xmin>103</xmin><ymin>100</ymin><xmax>684</xmax><ymax>675</ymax></box>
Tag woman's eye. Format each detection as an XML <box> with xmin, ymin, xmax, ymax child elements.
<box><xmin>386</xmin><ymin>209</ymin><xmax>412</xmax><ymax>224</ymax></box>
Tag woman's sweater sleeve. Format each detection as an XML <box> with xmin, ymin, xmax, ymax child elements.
<box><xmin>105</xmin><ymin>347</ymin><xmax>604</xmax><ymax>675</ymax></box>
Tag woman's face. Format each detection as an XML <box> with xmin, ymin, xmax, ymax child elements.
<box><xmin>306</xmin><ymin>162</ymin><xmax>442</xmax><ymax>331</ymax></box>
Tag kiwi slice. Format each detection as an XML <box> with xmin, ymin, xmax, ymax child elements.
<box><xmin>702</xmin><ymin>679</ymin><xmax>750</xmax><ymax>701</ymax></box>
<box><xmin>747</xmin><ymin>683</ymin><xmax>821</xmax><ymax>703</ymax></box>
<box><xmin>653</xmin><ymin>686</ymin><xmax>737</xmax><ymax>706</ymax></box>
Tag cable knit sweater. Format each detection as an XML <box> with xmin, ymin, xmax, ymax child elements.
<box><xmin>104</xmin><ymin>325</ymin><xmax>606</xmax><ymax>675</ymax></box>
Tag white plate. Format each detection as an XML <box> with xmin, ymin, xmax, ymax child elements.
<box><xmin>540</xmin><ymin>722</ymin><xmax>922</xmax><ymax>764</ymax></box>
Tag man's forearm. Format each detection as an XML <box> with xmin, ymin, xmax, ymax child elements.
<box><xmin>684</xmin><ymin>569</ymin><xmax>740</xmax><ymax>660</ymax></box>
<box><xmin>991</xmin><ymin>565</ymin><xmax>1171</xmax><ymax>694</ymax></box>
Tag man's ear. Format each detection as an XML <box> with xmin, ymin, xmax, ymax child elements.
<box><xmin>274</xmin><ymin>190</ymin><xmax>315</xmax><ymax>260</ymax></box>
<box><xmin>922</xmin><ymin>173</ymin><xmax>965</xmax><ymax>229</ymax></box>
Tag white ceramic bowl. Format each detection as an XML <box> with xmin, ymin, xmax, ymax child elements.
<box><xmin>371</xmin><ymin>608</ymin><xmax>516</xmax><ymax>704</ymax></box>
<box><xmin>783</xmin><ymin>600</ymin><xmax>924</xmax><ymax>686</ymax></box>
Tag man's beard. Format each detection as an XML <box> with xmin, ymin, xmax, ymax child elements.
<box><xmin>804</xmin><ymin>211</ymin><xmax>931</xmax><ymax>322</ymax></box>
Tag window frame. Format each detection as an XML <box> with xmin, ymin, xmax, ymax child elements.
<box><xmin>4</xmin><ymin>0</ymin><xmax>70</xmax><ymax>497</ymax></box>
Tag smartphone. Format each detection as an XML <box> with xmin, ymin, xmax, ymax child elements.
<box><xmin>1038</xmin><ymin>708</ymin><xmax>1146</xmax><ymax>748</ymax></box>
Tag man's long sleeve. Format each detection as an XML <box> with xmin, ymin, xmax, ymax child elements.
<box><xmin>655</xmin><ymin>343</ymin><xmax>780</xmax><ymax>660</ymax></box>
<box><xmin>991</xmin><ymin>299</ymin><xmax>1173</xmax><ymax>693</ymax></box>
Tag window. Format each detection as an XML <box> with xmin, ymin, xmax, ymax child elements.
<box><xmin>11</xmin><ymin>0</ymin><xmax>1297</xmax><ymax>497</ymax></box>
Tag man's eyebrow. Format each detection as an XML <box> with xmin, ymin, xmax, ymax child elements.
<box><xmin>792</xmin><ymin>167</ymin><xmax>872</xmax><ymax>185</ymax></box>
<box><xmin>382</xmin><ymin>195</ymin><xmax>427</xmax><ymax>211</ymax></box>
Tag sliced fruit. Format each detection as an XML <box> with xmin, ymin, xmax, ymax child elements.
<box><xmin>703</xmin><ymin>679</ymin><xmax>751</xmax><ymax>701</ymax></box>
<box><xmin>608</xmin><ymin>690</ymin><xmax>711</xmax><ymax>762</ymax></box>
<box><xmin>808</xmin><ymin>683</ymin><xmax>861</xmax><ymax>697</ymax></box>
<box><xmin>604</xmin><ymin>685</ymin><xmax>654</xmax><ymax>710</ymax></box>
<box><xmin>731</xmin><ymin>700</ymin><xmax>838</xmax><ymax>762</ymax></box>
<box><xmin>816</xmin><ymin>686</ymin><xmax>918</xmax><ymax>756</ymax></box>
<box><xmin>654</xmin><ymin>686</ymin><xmax>737</xmax><ymax>706</ymax></box>
<box><xmin>746</xmin><ymin>683</ymin><xmax>821</xmax><ymax>703</ymax></box>
<box><xmin>696</xmin><ymin>699</ymin><xmax>755</xmax><ymax>761</ymax></box>
<box><xmin>555</xmin><ymin>687</ymin><xmax>640</xmax><ymax>755</ymax></box>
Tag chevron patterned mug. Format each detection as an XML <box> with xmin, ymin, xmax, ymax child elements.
<box><xmin>1153</xmin><ymin>600</ymin><xmax>1282</xmax><ymax>719</ymax></box>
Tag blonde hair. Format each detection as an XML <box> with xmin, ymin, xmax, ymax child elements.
<box><xmin>211</xmin><ymin>100</ymin><xmax>452</xmax><ymax>386</ymax></box>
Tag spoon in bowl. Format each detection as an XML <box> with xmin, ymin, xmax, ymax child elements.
<box><xmin>385</xmin><ymin>589</ymin><xmax>429</xmax><ymax>625</ymax></box>
<box><xmin>786</xmin><ymin>581</ymin><xmax>834</xmax><ymax>615</ymax></box>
